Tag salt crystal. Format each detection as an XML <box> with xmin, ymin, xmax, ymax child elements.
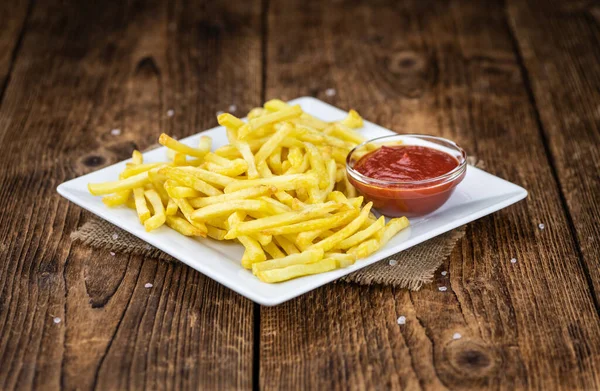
<box><xmin>441</xmin><ymin>271</ymin><xmax>447</xmax><ymax>276</ymax></box>
<box><xmin>110</xmin><ymin>251</ymin><xmax>115</xmax><ymax>256</ymax></box>
<box><xmin>167</xmin><ymin>109</ymin><xmax>175</xmax><ymax>117</ymax></box>
<box><xmin>538</xmin><ymin>223</ymin><xmax>545</xmax><ymax>230</ymax></box>
<box><xmin>112</xmin><ymin>233</ymin><xmax>119</xmax><ymax>240</ymax></box>
<box><xmin>510</xmin><ymin>258</ymin><xmax>517</xmax><ymax>264</ymax></box>
<box><xmin>325</xmin><ymin>88</ymin><xmax>336</xmax><ymax>97</ymax></box>
<box><xmin>229</xmin><ymin>104</ymin><xmax>237</xmax><ymax>112</ymax></box>
<box><xmin>145</xmin><ymin>283</ymin><xmax>153</xmax><ymax>288</ymax></box>
<box><xmin>438</xmin><ymin>286</ymin><xmax>448</xmax><ymax>292</ymax></box>
<box><xmin>144</xmin><ymin>244</ymin><xmax>152</xmax><ymax>250</ymax></box>
<box><xmin>53</xmin><ymin>317</ymin><xmax>61</xmax><ymax>324</ymax></box>
<box><xmin>216</xmin><ymin>110</ymin><xmax>224</xmax><ymax>116</ymax></box>
<box><xmin>110</xmin><ymin>128</ymin><xmax>121</xmax><ymax>136</ymax></box>
<box><xmin>453</xmin><ymin>332</ymin><xmax>462</xmax><ymax>340</ymax></box>
<box><xmin>397</xmin><ymin>316</ymin><xmax>406</xmax><ymax>325</ymax></box>
<box><xmin>388</xmin><ymin>259</ymin><xmax>398</xmax><ymax>266</ymax></box>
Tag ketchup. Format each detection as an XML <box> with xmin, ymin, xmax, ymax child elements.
<box><xmin>354</xmin><ymin>145</ymin><xmax>459</xmax><ymax>183</ymax></box>
<box><xmin>348</xmin><ymin>144</ymin><xmax>465</xmax><ymax>217</ymax></box>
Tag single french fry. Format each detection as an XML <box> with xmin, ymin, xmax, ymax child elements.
<box><xmin>166</xmin><ymin>215</ymin><xmax>206</xmax><ymax>236</ymax></box>
<box><xmin>191</xmin><ymin>199</ymin><xmax>269</xmax><ymax>221</ymax></box>
<box><xmin>132</xmin><ymin>150</ymin><xmax>144</xmax><ymax>164</ymax></box>
<box><xmin>339</xmin><ymin>109</ymin><xmax>364</xmax><ymax>128</ymax></box>
<box><xmin>144</xmin><ymin>189</ymin><xmax>166</xmax><ymax>231</ymax></box>
<box><xmin>309</xmin><ymin>202</ymin><xmax>373</xmax><ymax>252</ymax></box>
<box><xmin>188</xmin><ymin>185</ymin><xmax>274</xmax><ymax>209</ymax></box>
<box><xmin>235</xmin><ymin>141</ymin><xmax>259</xmax><ymax>179</ymax></box>
<box><xmin>343</xmin><ymin>174</ymin><xmax>357</xmax><ymax>198</ymax></box>
<box><xmin>88</xmin><ymin>171</ymin><xmax>150</xmax><ymax>196</ymax></box>
<box><xmin>159</xmin><ymin>133</ymin><xmax>209</xmax><ymax>158</ymax></box>
<box><xmin>204</xmin><ymin>161</ymin><xmax>248</xmax><ymax>177</ymax></box>
<box><xmin>102</xmin><ymin>190</ymin><xmax>131</xmax><ymax>207</ymax></box>
<box><xmin>337</xmin><ymin>216</ymin><xmax>385</xmax><ymax>249</ymax></box>
<box><xmin>239</xmin><ymin>235</ymin><xmax>266</xmax><ymax>269</ymax></box>
<box><xmin>255</xmin><ymin>122</ymin><xmax>294</xmax><ymax>163</ymax></box>
<box><xmin>255</xmin><ymin>257</ymin><xmax>336</xmax><ymax>283</ymax></box>
<box><xmin>121</xmin><ymin>163</ymin><xmax>165</xmax><ymax>179</ymax></box>
<box><xmin>375</xmin><ymin>216</ymin><xmax>410</xmax><ymax>247</ymax></box>
<box><xmin>252</xmin><ymin>249</ymin><xmax>324</xmax><ymax>273</ymax></box>
<box><xmin>217</xmin><ymin>113</ymin><xmax>245</xmax><ymax>129</ymax></box>
<box><xmin>133</xmin><ymin>187</ymin><xmax>151</xmax><ymax>223</ymax></box>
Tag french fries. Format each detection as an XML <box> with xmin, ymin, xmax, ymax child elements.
<box><xmin>87</xmin><ymin>100</ymin><xmax>410</xmax><ymax>283</ymax></box>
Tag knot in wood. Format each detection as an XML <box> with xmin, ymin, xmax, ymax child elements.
<box><xmin>82</xmin><ymin>155</ymin><xmax>106</xmax><ymax>167</ymax></box>
<box><xmin>444</xmin><ymin>339</ymin><xmax>498</xmax><ymax>379</ymax></box>
<box><xmin>388</xmin><ymin>51</ymin><xmax>427</xmax><ymax>74</ymax></box>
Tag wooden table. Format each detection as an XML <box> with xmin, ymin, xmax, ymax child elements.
<box><xmin>1</xmin><ymin>0</ymin><xmax>599</xmax><ymax>389</ymax></box>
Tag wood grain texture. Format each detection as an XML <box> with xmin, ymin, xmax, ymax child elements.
<box><xmin>261</xmin><ymin>0</ymin><xmax>600</xmax><ymax>390</ymax></box>
<box><xmin>506</xmin><ymin>0</ymin><xmax>600</xmax><ymax>303</ymax></box>
<box><xmin>0</xmin><ymin>0</ymin><xmax>262</xmax><ymax>389</ymax></box>
<box><xmin>0</xmin><ymin>0</ymin><xmax>31</xmax><ymax>96</ymax></box>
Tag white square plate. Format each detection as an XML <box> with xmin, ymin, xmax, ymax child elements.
<box><xmin>58</xmin><ymin>97</ymin><xmax>527</xmax><ymax>306</ymax></box>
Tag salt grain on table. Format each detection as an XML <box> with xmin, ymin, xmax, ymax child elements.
<box><xmin>216</xmin><ymin>110</ymin><xmax>224</xmax><ymax>116</ymax></box>
<box><xmin>538</xmin><ymin>223</ymin><xmax>545</xmax><ymax>230</ymax></box>
<box><xmin>325</xmin><ymin>88</ymin><xmax>336</xmax><ymax>97</ymax></box>
<box><xmin>397</xmin><ymin>316</ymin><xmax>406</xmax><ymax>325</ymax></box>
<box><xmin>453</xmin><ymin>333</ymin><xmax>462</xmax><ymax>340</ymax></box>
<box><xmin>388</xmin><ymin>259</ymin><xmax>398</xmax><ymax>266</ymax></box>
<box><xmin>110</xmin><ymin>128</ymin><xmax>121</xmax><ymax>136</ymax></box>
<box><xmin>438</xmin><ymin>286</ymin><xmax>448</xmax><ymax>292</ymax></box>
<box><xmin>144</xmin><ymin>283</ymin><xmax>153</xmax><ymax>288</ymax></box>
<box><xmin>167</xmin><ymin>109</ymin><xmax>175</xmax><ymax>117</ymax></box>
<box><xmin>112</xmin><ymin>233</ymin><xmax>119</xmax><ymax>240</ymax></box>
<box><xmin>441</xmin><ymin>271</ymin><xmax>448</xmax><ymax>276</ymax></box>
<box><xmin>110</xmin><ymin>251</ymin><xmax>115</xmax><ymax>256</ymax></box>
<box><xmin>53</xmin><ymin>317</ymin><xmax>61</xmax><ymax>324</ymax></box>
<box><xmin>229</xmin><ymin>104</ymin><xmax>237</xmax><ymax>112</ymax></box>
<box><xmin>510</xmin><ymin>257</ymin><xmax>517</xmax><ymax>264</ymax></box>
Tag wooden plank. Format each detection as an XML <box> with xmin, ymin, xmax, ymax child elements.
<box><xmin>261</xmin><ymin>0</ymin><xmax>600</xmax><ymax>389</ymax></box>
<box><xmin>0</xmin><ymin>0</ymin><xmax>31</xmax><ymax>97</ymax></box>
<box><xmin>506</xmin><ymin>0</ymin><xmax>600</xmax><ymax>302</ymax></box>
<box><xmin>0</xmin><ymin>0</ymin><xmax>262</xmax><ymax>389</ymax></box>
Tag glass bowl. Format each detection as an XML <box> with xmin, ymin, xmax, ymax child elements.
<box><xmin>346</xmin><ymin>134</ymin><xmax>467</xmax><ymax>217</ymax></box>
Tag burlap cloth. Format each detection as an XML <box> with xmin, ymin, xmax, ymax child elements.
<box><xmin>71</xmin><ymin>158</ymin><xmax>481</xmax><ymax>291</ymax></box>
<box><xmin>71</xmin><ymin>219</ymin><xmax>464</xmax><ymax>290</ymax></box>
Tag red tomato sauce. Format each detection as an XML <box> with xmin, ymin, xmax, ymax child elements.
<box><xmin>354</xmin><ymin>145</ymin><xmax>459</xmax><ymax>182</ymax></box>
<box><xmin>348</xmin><ymin>145</ymin><xmax>465</xmax><ymax>217</ymax></box>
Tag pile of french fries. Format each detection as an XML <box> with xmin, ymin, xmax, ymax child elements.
<box><xmin>88</xmin><ymin>99</ymin><xmax>409</xmax><ymax>283</ymax></box>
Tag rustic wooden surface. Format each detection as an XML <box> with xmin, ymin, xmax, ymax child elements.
<box><xmin>0</xmin><ymin>0</ymin><xmax>598</xmax><ymax>390</ymax></box>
